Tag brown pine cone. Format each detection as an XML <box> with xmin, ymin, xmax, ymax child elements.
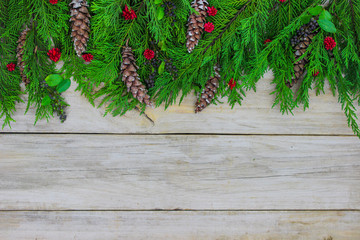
<box><xmin>16</xmin><ymin>27</ymin><xmax>31</xmax><ymax>85</ymax></box>
<box><xmin>287</xmin><ymin>34</ymin><xmax>316</xmax><ymax>88</ymax></box>
<box><xmin>69</xmin><ymin>0</ymin><xmax>90</xmax><ymax>57</ymax></box>
<box><xmin>287</xmin><ymin>19</ymin><xmax>319</xmax><ymax>88</ymax></box>
<box><xmin>186</xmin><ymin>0</ymin><xmax>208</xmax><ymax>53</ymax></box>
<box><xmin>195</xmin><ymin>65</ymin><xmax>220</xmax><ymax>113</ymax></box>
<box><xmin>121</xmin><ymin>41</ymin><xmax>151</xmax><ymax>106</ymax></box>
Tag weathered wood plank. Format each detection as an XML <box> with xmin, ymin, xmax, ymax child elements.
<box><xmin>0</xmin><ymin>134</ymin><xmax>359</xmax><ymax>210</ymax></box>
<box><xmin>0</xmin><ymin>211</ymin><xmax>359</xmax><ymax>240</ymax></box>
<box><xmin>1</xmin><ymin>73</ymin><xmax>356</xmax><ymax>135</ymax></box>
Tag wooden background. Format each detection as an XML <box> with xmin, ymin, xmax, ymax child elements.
<box><xmin>1</xmin><ymin>72</ymin><xmax>360</xmax><ymax>239</ymax></box>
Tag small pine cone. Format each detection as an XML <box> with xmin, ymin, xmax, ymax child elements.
<box><xmin>16</xmin><ymin>27</ymin><xmax>31</xmax><ymax>85</ymax></box>
<box><xmin>287</xmin><ymin>33</ymin><xmax>318</xmax><ymax>88</ymax></box>
<box><xmin>195</xmin><ymin>65</ymin><xmax>220</xmax><ymax>113</ymax></box>
<box><xmin>287</xmin><ymin>19</ymin><xmax>319</xmax><ymax>88</ymax></box>
<box><xmin>69</xmin><ymin>0</ymin><xmax>91</xmax><ymax>57</ymax></box>
<box><xmin>121</xmin><ymin>42</ymin><xmax>151</xmax><ymax>106</ymax></box>
<box><xmin>186</xmin><ymin>0</ymin><xmax>208</xmax><ymax>53</ymax></box>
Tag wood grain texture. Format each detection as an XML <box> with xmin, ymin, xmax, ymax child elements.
<box><xmin>1</xmin><ymin>72</ymin><xmax>357</xmax><ymax>135</ymax></box>
<box><xmin>1</xmin><ymin>134</ymin><xmax>359</xmax><ymax>210</ymax></box>
<box><xmin>0</xmin><ymin>211</ymin><xmax>359</xmax><ymax>240</ymax></box>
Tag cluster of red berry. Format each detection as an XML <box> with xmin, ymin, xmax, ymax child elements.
<box><xmin>123</xmin><ymin>5</ymin><xmax>137</xmax><ymax>20</ymax></box>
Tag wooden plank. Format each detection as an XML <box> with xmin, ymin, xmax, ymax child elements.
<box><xmin>0</xmin><ymin>211</ymin><xmax>359</xmax><ymax>239</ymax></box>
<box><xmin>1</xmin><ymin>73</ymin><xmax>356</xmax><ymax>135</ymax></box>
<box><xmin>0</xmin><ymin>134</ymin><xmax>359</xmax><ymax>210</ymax></box>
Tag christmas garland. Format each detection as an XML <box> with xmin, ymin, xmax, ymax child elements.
<box><xmin>1</xmin><ymin>0</ymin><xmax>360</xmax><ymax>137</ymax></box>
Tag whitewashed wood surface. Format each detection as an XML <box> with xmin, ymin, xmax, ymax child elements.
<box><xmin>1</xmin><ymin>211</ymin><xmax>358</xmax><ymax>240</ymax></box>
<box><xmin>1</xmin><ymin>134</ymin><xmax>360</xmax><ymax>210</ymax></box>
<box><xmin>1</xmin><ymin>73</ymin><xmax>359</xmax><ymax>239</ymax></box>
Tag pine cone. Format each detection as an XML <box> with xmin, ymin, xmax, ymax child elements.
<box><xmin>69</xmin><ymin>0</ymin><xmax>90</xmax><ymax>57</ymax></box>
<box><xmin>195</xmin><ymin>65</ymin><xmax>220</xmax><ymax>113</ymax></box>
<box><xmin>16</xmin><ymin>27</ymin><xmax>31</xmax><ymax>85</ymax></box>
<box><xmin>186</xmin><ymin>0</ymin><xmax>208</xmax><ymax>53</ymax></box>
<box><xmin>121</xmin><ymin>41</ymin><xmax>151</xmax><ymax>106</ymax></box>
<box><xmin>287</xmin><ymin>19</ymin><xmax>319</xmax><ymax>88</ymax></box>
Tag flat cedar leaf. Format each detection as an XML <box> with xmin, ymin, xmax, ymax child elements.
<box><xmin>158</xmin><ymin>61</ymin><xmax>165</xmax><ymax>74</ymax></box>
<box><xmin>319</xmin><ymin>10</ymin><xmax>332</xmax><ymax>21</ymax></box>
<box><xmin>201</xmin><ymin>56</ymin><xmax>214</xmax><ymax>67</ymax></box>
<box><xmin>45</xmin><ymin>74</ymin><xmax>63</xmax><ymax>87</ymax></box>
<box><xmin>157</xmin><ymin>7</ymin><xmax>165</xmax><ymax>20</ymax></box>
<box><xmin>301</xmin><ymin>15</ymin><xmax>312</xmax><ymax>24</ymax></box>
<box><xmin>56</xmin><ymin>79</ymin><xmax>71</xmax><ymax>93</ymax></box>
<box><xmin>154</xmin><ymin>0</ymin><xmax>162</xmax><ymax>4</ymax></box>
<box><xmin>309</xmin><ymin>6</ymin><xmax>323</xmax><ymax>16</ymax></box>
<box><xmin>41</xmin><ymin>95</ymin><xmax>51</xmax><ymax>106</ymax></box>
<box><xmin>159</xmin><ymin>40</ymin><xmax>167</xmax><ymax>51</ymax></box>
<box><xmin>318</xmin><ymin>19</ymin><xmax>337</xmax><ymax>33</ymax></box>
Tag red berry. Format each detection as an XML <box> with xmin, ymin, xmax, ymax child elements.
<box><xmin>228</xmin><ymin>78</ymin><xmax>236</xmax><ymax>90</ymax></box>
<box><xmin>204</xmin><ymin>22</ymin><xmax>214</xmax><ymax>33</ymax></box>
<box><xmin>144</xmin><ymin>49</ymin><xmax>155</xmax><ymax>60</ymax></box>
<box><xmin>49</xmin><ymin>0</ymin><xmax>58</xmax><ymax>4</ymax></box>
<box><xmin>123</xmin><ymin>5</ymin><xmax>137</xmax><ymax>20</ymax></box>
<box><xmin>82</xmin><ymin>53</ymin><xmax>94</xmax><ymax>62</ymax></box>
<box><xmin>207</xmin><ymin>6</ymin><xmax>217</xmax><ymax>16</ymax></box>
<box><xmin>264</xmin><ymin>39</ymin><xmax>272</xmax><ymax>44</ymax></box>
<box><xmin>6</xmin><ymin>63</ymin><xmax>16</xmax><ymax>72</ymax></box>
<box><xmin>313</xmin><ymin>71</ymin><xmax>319</xmax><ymax>77</ymax></box>
<box><xmin>324</xmin><ymin>37</ymin><xmax>336</xmax><ymax>51</ymax></box>
<box><xmin>279</xmin><ymin>0</ymin><xmax>287</xmax><ymax>2</ymax></box>
<box><xmin>47</xmin><ymin>48</ymin><xmax>61</xmax><ymax>62</ymax></box>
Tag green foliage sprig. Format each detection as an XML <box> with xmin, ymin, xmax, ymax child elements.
<box><xmin>0</xmin><ymin>1</ymin><xmax>23</xmax><ymax>128</ymax></box>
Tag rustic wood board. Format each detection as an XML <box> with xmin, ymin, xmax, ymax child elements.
<box><xmin>0</xmin><ymin>211</ymin><xmax>359</xmax><ymax>240</ymax></box>
<box><xmin>1</xmin><ymin>134</ymin><xmax>359</xmax><ymax>210</ymax></box>
<box><xmin>1</xmin><ymin>73</ymin><xmax>356</xmax><ymax>135</ymax></box>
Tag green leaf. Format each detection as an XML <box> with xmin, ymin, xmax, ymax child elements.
<box><xmin>301</xmin><ymin>15</ymin><xmax>312</xmax><ymax>24</ymax></box>
<box><xmin>318</xmin><ymin>19</ymin><xmax>337</xmax><ymax>33</ymax></box>
<box><xmin>154</xmin><ymin>0</ymin><xmax>163</xmax><ymax>4</ymax></box>
<box><xmin>41</xmin><ymin>95</ymin><xmax>51</xmax><ymax>106</ymax></box>
<box><xmin>158</xmin><ymin>61</ymin><xmax>165</xmax><ymax>74</ymax></box>
<box><xmin>308</xmin><ymin>6</ymin><xmax>323</xmax><ymax>16</ymax></box>
<box><xmin>319</xmin><ymin>10</ymin><xmax>332</xmax><ymax>21</ymax></box>
<box><xmin>157</xmin><ymin>7</ymin><xmax>165</xmax><ymax>20</ymax></box>
<box><xmin>45</xmin><ymin>74</ymin><xmax>63</xmax><ymax>87</ymax></box>
<box><xmin>56</xmin><ymin>79</ymin><xmax>71</xmax><ymax>93</ymax></box>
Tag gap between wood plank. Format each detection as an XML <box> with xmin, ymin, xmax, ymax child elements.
<box><xmin>0</xmin><ymin>132</ymin><xmax>357</xmax><ymax>137</ymax></box>
<box><xmin>1</xmin><ymin>209</ymin><xmax>359</xmax><ymax>212</ymax></box>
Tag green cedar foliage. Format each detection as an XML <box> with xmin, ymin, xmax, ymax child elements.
<box><xmin>0</xmin><ymin>0</ymin><xmax>23</xmax><ymax>128</ymax></box>
<box><xmin>1</xmin><ymin>0</ymin><xmax>69</xmax><ymax>126</ymax></box>
<box><xmin>1</xmin><ymin>0</ymin><xmax>360</xmax><ymax>138</ymax></box>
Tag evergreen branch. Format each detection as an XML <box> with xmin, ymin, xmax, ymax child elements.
<box><xmin>269</xmin><ymin>2</ymin><xmax>279</xmax><ymax>14</ymax></box>
<box><xmin>99</xmin><ymin>1</ymin><xmax>145</xmax><ymax>72</ymax></box>
<box><xmin>121</xmin><ymin>1</ymin><xmax>145</xmax><ymax>46</ymax></box>
<box><xmin>349</xmin><ymin>0</ymin><xmax>359</xmax><ymax>48</ymax></box>
<box><xmin>202</xmin><ymin>0</ymin><xmax>251</xmax><ymax>54</ymax></box>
